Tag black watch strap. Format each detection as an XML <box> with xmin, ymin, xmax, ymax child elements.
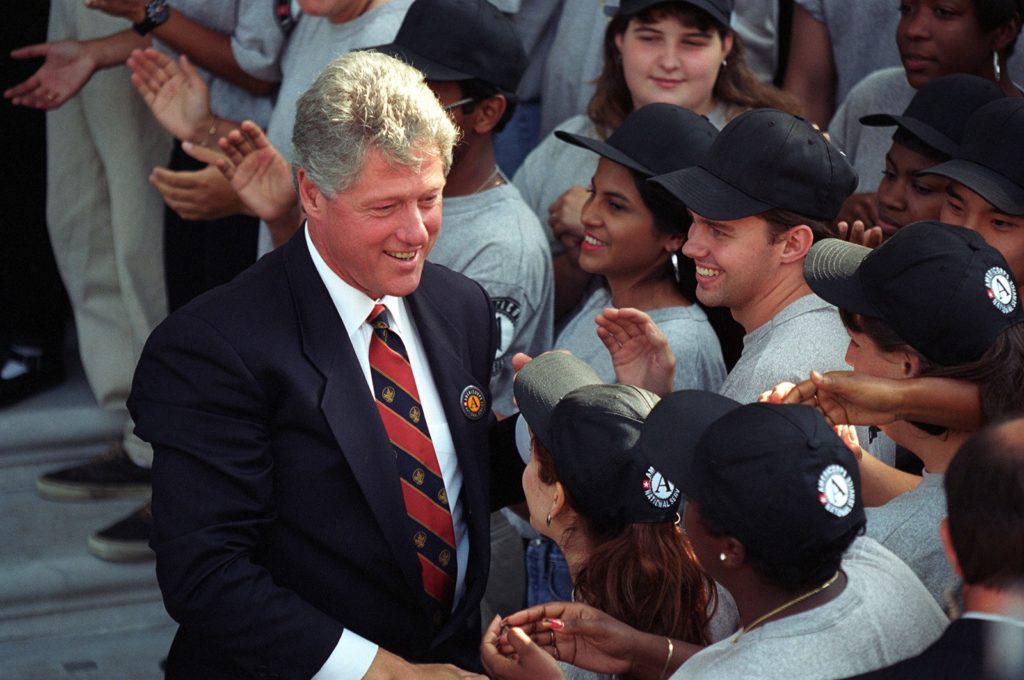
<box><xmin>132</xmin><ymin>0</ymin><xmax>170</xmax><ymax>36</ymax></box>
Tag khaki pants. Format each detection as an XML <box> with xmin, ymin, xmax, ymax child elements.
<box><xmin>45</xmin><ymin>0</ymin><xmax>172</xmax><ymax>466</ymax></box>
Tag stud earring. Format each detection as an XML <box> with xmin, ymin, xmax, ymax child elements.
<box><xmin>721</xmin><ymin>57</ymin><xmax>728</xmax><ymax>68</ymax></box>
<box><xmin>719</xmin><ymin>552</ymin><xmax>727</xmax><ymax>562</ymax></box>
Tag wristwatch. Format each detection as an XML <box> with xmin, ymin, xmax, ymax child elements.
<box><xmin>132</xmin><ymin>0</ymin><xmax>170</xmax><ymax>35</ymax></box>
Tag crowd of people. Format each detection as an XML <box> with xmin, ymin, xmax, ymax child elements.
<box><xmin>4</xmin><ymin>0</ymin><xmax>1024</xmax><ymax>678</ymax></box>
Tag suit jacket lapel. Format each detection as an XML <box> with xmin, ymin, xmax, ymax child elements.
<box><xmin>282</xmin><ymin>236</ymin><xmax>425</xmax><ymax>604</ymax></box>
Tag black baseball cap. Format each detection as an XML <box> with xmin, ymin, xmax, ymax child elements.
<box><xmin>556</xmin><ymin>103</ymin><xmax>717</xmax><ymax>177</ymax></box>
<box><xmin>649</xmin><ymin>108</ymin><xmax>857</xmax><ymax>221</ymax></box>
<box><xmin>922</xmin><ymin>98</ymin><xmax>1024</xmax><ymax>216</ymax></box>
<box><xmin>643</xmin><ymin>393</ymin><xmax>865</xmax><ymax>567</ymax></box>
<box><xmin>514</xmin><ymin>352</ymin><xmax>682</xmax><ymax>526</ymax></box>
<box><xmin>804</xmin><ymin>221</ymin><xmax>1024</xmax><ymax>366</ymax></box>
<box><xmin>369</xmin><ymin>0</ymin><xmax>527</xmax><ymax>94</ymax></box>
<box><xmin>608</xmin><ymin>0</ymin><xmax>733</xmax><ymax>27</ymax></box>
<box><xmin>860</xmin><ymin>74</ymin><xmax>1004</xmax><ymax>158</ymax></box>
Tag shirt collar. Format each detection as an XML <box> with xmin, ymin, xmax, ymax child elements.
<box><xmin>305</xmin><ymin>224</ymin><xmax>411</xmax><ymax>339</ymax></box>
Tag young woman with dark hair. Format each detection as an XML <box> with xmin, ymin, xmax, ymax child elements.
<box><xmin>513</xmin><ymin>0</ymin><xmax>801</xmax><ymax>321</ymax></box>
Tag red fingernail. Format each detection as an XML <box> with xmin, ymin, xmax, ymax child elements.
<box><xmin>544</xmin><ymin>618</ymin><xmax>565</xmax><ymax>630</ymax></box>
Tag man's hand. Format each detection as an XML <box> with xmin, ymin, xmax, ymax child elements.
<box><xmin>85</xmin><ymin>0</ymin><xmax>146</xmax><ymax>23</ymax></box>
<box><xmin>481</xmin><ymin>615</ymin><xmax>565</xmax><ymax>680</ymax></box>
<box><xmin>4</xmin><ymin>40</ymin><xmax>98</xmax><ymax>109</ymax></box>
<box><xmin>837</xmin><ymin>220</ymin><xmax>883</xmax><ymax>249</ymax></box>
<box><xmin>548</xmin><ymin>185</ymin><xmax>589</xmax><ymax>266</ymax></box>
<box><xmin>191</xmin><ymin>120</ymin><xmax>298</xmax><ymax>223</ymax></box>
<box><xmin>836</xmin><ymin>192</ymin><xmax>879</xmax><ymax>227</ymax></box>
<box><xmin>596</xmin><ymin>308</ymin><xmax>676</xmax><ymax>396</ymax></box>
<box><xmin>128</xmin><ymin>48</ymin><xmax>212</xmax><ymax>143</ymax></box>
<box><xmin>150</xmin><ymin>163</ymin><xmax>247</xmax><ymax>221</ymax></box>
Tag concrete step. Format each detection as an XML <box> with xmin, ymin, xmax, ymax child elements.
<box><xmin>0</xmin><ymin>356</ymin><xmax>175</xmax><ymax>679</ymax></box>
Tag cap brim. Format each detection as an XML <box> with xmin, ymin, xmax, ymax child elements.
<box><xmin>513</xmin><ymin>352</ymin><xmax>604</xmax><ymax>451</ymax></box>
<box><xmin>610</xmin><ymin>0</ymin><xmax>730</xmax><ymax>26</ymax></box>
<box><xmin>859</xmin><ymin>114</ymin><xmax>957</xmax><ymax>157</ymax></box>
<box><xmin>639</xmin><ymin>390</ymin><xmax>741</xmax><ymax>498</ymax></box>
<box><xmin>803</xmin><ymin>238</ymin><xmax>877</xmax><ymax>317</ymax></box>
<box><xmin>649</xmin><ymin>166</ymin><xmax>774</xmax><ymax>220</ymax></box>
<box><xmin>555</xmin><ymin>131</ymin><xmax>652</xmax><ymax>176</ymax></box>
<box><xmin>370</xmin><ymin>43</ymin><xmax>474</xmax><ymax>82</ymax></box>
<box><xmin>924</xmin><ymin>159</ymin><xmax>1024</xmax><ymax>216</ymax></box>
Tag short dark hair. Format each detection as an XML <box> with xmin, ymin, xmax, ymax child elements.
<box><xmin>945</xmin><ymin>416</ymin><xmax>1024</xmax><ymax>588</ymax></box>
<box><xmin>891</xmin><ymin>128</ymin><xmax>952</xmax><ymax>164</ymax></box>
<box><xmin>457</xmin><ymin>78</ymin><xmax>517</xmax><ymax>133</ymax></box>
<box><xmin>974</xmin><ymin>0</ymin><xmax>1024</xmax><ymax>56</ymax></box>
<box><xmin>698</xmin><ymin>499</ymin><xmax>864</xmax><ymax>590</ymax></box>
<box><xmin>760</xmin><ymin>207</ymin><xmax>837</xmax><ymax>244</ymax></box>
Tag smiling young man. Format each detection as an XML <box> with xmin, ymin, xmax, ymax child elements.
<box><xmin>128</xmin><ymin>51</ymin><xmax>522</xmax><ymax>679</ymax></box>
<box><xmin>650</xmin><ymin>108</ymin><xmax>860</xmax><ymax>404</ymax></box>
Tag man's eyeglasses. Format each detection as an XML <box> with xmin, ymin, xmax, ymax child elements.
<box><xmin>442</xmin><ymin>97</ymin><xmax>476</xmax><ymax>112</ymax></box>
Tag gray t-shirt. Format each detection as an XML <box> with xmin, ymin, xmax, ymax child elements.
<box><xmin>794</xmin><ymin>0</ymin><xmax>901</xmax><ymax>110</ymax></box>
<box><xmin>555</xmin><ymin>286</ymin><xmax>726</xmax><ymax>392</ymax></box>
<box><xmin>866</xmin><ymin>470</ymin><xmax>953</xmax><ymax>608</ymax></box>
<box><xmin>720</xmin><ymin>294</ymin><xmax>851</xmax><ymax>403</ymax></box>
<box><xmin>675</xmin><ymin>537</ymin><xmax>948</xmax><ymax>679</ymax></box>
<box><xmin>539</xmin><ymin>0</ymin><xmax>608</xmax><ymax>137</ymax></box>
<box><xmin>828</xmin><ymin>67</ymin><xmax>914</xmax><ymax>193</ymax></box>
<box><xmin>162</xmin><ymin>0</ymin><xmax>284</xmax><ymax>127</ymax></box>
<box><xmin>429</xmin><ymin>182</ymin><xmax>554</xmax><ymax>415</ymax></box>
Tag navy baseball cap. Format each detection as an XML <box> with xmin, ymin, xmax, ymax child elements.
<box><xmin>370</xmin><ymin>0</ymin><xmax>527</xmax><ymax>94</ymax></box>
<box><xmin>650</xmin><ymin>108</ymin><xmax>857</xmax><ymax>221</ymax></box>
<box><xmin>923</xmin><ymin>98</ymin><xmax>1024</xmax><ymax>216</ymax></box>
<box><xmin>804</xmin><ymin>221</ymin><xmax>1024</xmax><ymax>366</ymax></box>
<box><xmin>860</xmin><ymin>74</ymin><xmax>1004</xmax><ymax>158</ymax></box>
<box><xmin>608</xmin><ymin>0</ymin><xmax>733</xmax><ymax>27</ymax></box>
<box><xmin>643</xmin><ymin>393</ymin><xmax>865</xmax><ymax>567</ymax></box>
<box><xmin>514</xmin><ymin>352</ymin><xmax>681</xmax><ymax>526</ymax></box>
<box><xmin>556</xmin><ymin>103</ymin><xmax>717</xmax><ymax>177</ymax></box>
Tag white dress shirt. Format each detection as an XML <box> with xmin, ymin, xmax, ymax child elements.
<box><xmin>306</xmin><ymin>227</ymin><xmax>469</xmax><ymax>679</ymax></box>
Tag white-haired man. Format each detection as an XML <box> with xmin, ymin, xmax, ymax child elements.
<box><xmin>129</xmin><ymin>51</ymin><xmax>519</xmax><ymax>679</ymax></box>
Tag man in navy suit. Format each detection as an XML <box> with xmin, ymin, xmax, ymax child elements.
<box><xmin>129</xmin><ymin>50</ymin><xmax>521</xmax><ymax>679</ymax></box>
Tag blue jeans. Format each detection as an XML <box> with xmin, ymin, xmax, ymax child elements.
<box><xmin>525</xmin><ymin>536</ymin><xmax>573</xmax><ymax>605</ymax></box>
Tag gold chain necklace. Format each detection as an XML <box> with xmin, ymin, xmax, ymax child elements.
<box><xmin>731</xmin><ymin>571</ymin><xmax>841</xmax><ymax>644</ymax></box>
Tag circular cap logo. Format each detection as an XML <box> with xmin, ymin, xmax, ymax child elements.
<box><xmin>817</xmin><ymin>464</ymin><xmax>856</xmax><ymax>517</ymax></box>
<box><xmin>642</xmin><ymin>466</ymin><xmax>680</xmax><ymax>509</ymax></box>
<box><xmin>985</xmin><ymin>266</ymin><xmax>1018</xmax><ymax>315</ymax></box>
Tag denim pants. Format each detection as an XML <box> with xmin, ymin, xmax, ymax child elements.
<box><xmin>525</xmin><ymin>536</ymin><xmax>573</xmax><ymax>605</ymax></box>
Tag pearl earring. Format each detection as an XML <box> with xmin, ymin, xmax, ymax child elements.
<box><xmin>719</xmin><ymin>552</ymin><xmax>727</xmax><ymax>562</ymax></box>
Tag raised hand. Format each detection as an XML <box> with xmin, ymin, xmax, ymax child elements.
<box><xmin>128</xmin><ymin>48</ymin><xmax>211</xmax><ymax>142</ymax></box>
<box><xmin>596</xmin><ymin>307</ymin><xmax>676</xmax><ymax>396</ymax></box>
<box><xmin>150</xmin><ymin>163</ymin><xmax>246</xmax><ymax>221</ymax></box>
<box><xmin>5</xmin><ymin>41</ymin><xmax>97</xmax><ymax>110</ymax></box>
<box><xmin>836</xmin><ymin>192</ymin><xmax>879</xmax><ymax>229</ymax></box>
<box><xmin>85</xmin><ymin>0</ymin><xmax>146</xmax><ymax>22</ymax></box>
<box><xmin>548</xmin><ymin>185</ymin><xmax>589</xmax><ymax>265</ymax></box>
<box><xmin>837</xmin><ymin>219</ymin><xmax>883</xmax><ymax>249</ymax></box>
<box><xmin>185</xmin><ymin>120</ymin><xmax>297</xmax><ymax>224</ymax></box>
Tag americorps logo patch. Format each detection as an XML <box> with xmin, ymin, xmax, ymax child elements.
<box><xmin>642</xmin><ymin>466</ymin><xmax>680</xmax><ymax>509</ymax></box>
<box><xmin>817</xmin><ymin>464</ymin><xmax>855</xmax><ymax>517</ymax></box>
<box><xmin>985</xmin><ymin>266</ymin><xmax>1018</xmax><ymax>315</ymax></box>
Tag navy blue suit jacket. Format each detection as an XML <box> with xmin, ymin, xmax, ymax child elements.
<box><xmin>129</xmin><ymin>233</ymin><xmax>522</xmax><ymax>679</ymax></box>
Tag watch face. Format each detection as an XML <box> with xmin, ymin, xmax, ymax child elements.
<box><xmin>147</xmin><ymin>0</ymin><xmax>170</xmax><ymax>24</ymax></box>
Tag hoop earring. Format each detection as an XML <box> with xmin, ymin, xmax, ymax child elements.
<box><xmin>993</xmin><ymin>51</ymin><xmax>1002</xmax><ymax>82</ymax></box>
<box><xmin>671</xmin><ymin>251</ymin><xmax>681</xmax><ymax>283</ymax></box>
<box><xmin>721</xmin><ymin>58</ymin><xmax>728</xmax><ymax>68</ymax></box>
<box><xmin>546</xmin><ymin>512</ymin><xmax>552</xmax><ymax>527</ymax></box>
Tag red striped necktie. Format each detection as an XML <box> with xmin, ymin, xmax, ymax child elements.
<box><xmin>367</xmin><ymin>304</ymin><xmax>456</xmax><ymax>612</ymax></box>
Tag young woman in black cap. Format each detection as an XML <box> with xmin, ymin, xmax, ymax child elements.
<box><xmin>801</xmin><ymin>221</ymin><xmax>1024</xmax><ymax>606</ymax></box>
<box><xmin>514</xmin><ymin>0</ymin><xmax>800</xmax><ymax>321</ymax></box>
<box><xmin>492</xmin><ymin>352</ymin><xmax>728</xmax><ymax>680</ymax></box>
<box><xmin>550</xmin><ymin>103</ymin><xmax>732</xmax><ymax>389</ymax></box>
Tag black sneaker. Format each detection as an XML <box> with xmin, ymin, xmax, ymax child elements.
<box><xmin>36</xmin><ymin>442</ymin><xmax>151</xmax><ymax>501</ymax></box>
<box><xmin>87</xmin><ymin>500</ymin><xmax>154</xmax><ymax>562</ymax></box>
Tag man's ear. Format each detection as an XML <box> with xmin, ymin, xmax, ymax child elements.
<box><xmin>939</xmin><ymin>518</ymin><xmax>964</xmax><ymax>579</ymax></box>
<box><xmin>296</xmin><ymin>167</ymin><xmax>325</xmax><ymax>220</ymax></box>
<box><xmin>900</xmin><ymin>350</ymin><xmax>922</xmax><ymax>378</ymax></box>
<box><xmin>778</xmin><ymin>224</ymin><xmax>815</xmax><ymax>264</ymax></box>
<box><xmin>467</xmin><ymin>94</ymin><xmax>507</xmax><ymax>135</ymax></box>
